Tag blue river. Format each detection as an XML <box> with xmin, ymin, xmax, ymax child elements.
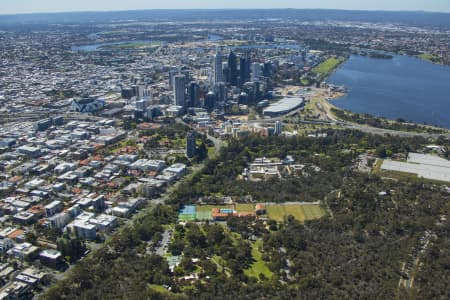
<box><xmin>72</xmin><ymin>40</ymin><xmax>302</xmax><ymax>52</ymax></box>
<box><xmin>328</xmin><ymin>54</ymin><xmax>450</xmax><ymax>128</ymax></box>
<box><xmin>71</xmin><ymin>40</ymin><xmax>159</xmax><ymax>52</ymax></box>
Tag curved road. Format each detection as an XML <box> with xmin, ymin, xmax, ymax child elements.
<box><xmin>249</xmin><ymin>118</ymin><xmax>450</xmax><ymax>139</ymax></box>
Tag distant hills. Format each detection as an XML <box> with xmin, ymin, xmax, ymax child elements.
<box><xmin>0</xmin><ymin>9</ymin><xmax>450</xmax><ymax>29</ymax></box>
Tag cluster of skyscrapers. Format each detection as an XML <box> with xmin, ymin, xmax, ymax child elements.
<box><xmin>170</xmin><ymin>47</ymin><xmax>273</xmax><ymax>114</ymax></box>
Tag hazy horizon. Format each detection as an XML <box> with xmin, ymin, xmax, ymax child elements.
<box><xmin>1</xmin><ymin>0</ymin><xmax>450</xmax><ymax>15</ymax></box>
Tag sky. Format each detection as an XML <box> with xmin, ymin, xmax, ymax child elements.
<box><xmin>1</xmin><ymin>0</ymin><xmax>450</xmax><ymax>15</ymax></box>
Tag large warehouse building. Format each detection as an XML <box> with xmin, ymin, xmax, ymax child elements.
<box><xmin>263</xmin><ymin>97</ymin><xmax>305</xmax><ymax>117</ymax></box>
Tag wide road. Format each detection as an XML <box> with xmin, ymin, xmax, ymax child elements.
<box><xmin>340</xmin><ymin>122</ymin><xmax>450</xmax><ymax>139</ymax></box>
<box><xmin>249</xmin><ymin>118</ymin><xmax>450</xmax><ymax>139</ymax></box>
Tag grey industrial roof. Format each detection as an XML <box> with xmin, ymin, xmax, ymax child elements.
<box><xmin>381</xmin><ymin>153</ymin><xmax>450</xmax><ymax>182</ymax></box>
<box><xmin>263</xmin><ymin>97</ymin><xmax>304</xmax><ymax>114</ymax></box>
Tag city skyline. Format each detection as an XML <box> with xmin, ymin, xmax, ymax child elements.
<box><xmin>0</xmin><ymin>0</ymin><xmax>449</xmax><ymax>298</ymax></box>
<box><xmin>1</xmin><ymin>0</ymin><xmax>450</xmax><ymax>15</ymax></box>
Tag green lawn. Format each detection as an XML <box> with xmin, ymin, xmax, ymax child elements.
<box><xmin>417</xmin><ymin>53</ymin><xmax>440</xmax><ymax>63</ymax></box>
<box><xmin>302</xmin><ymin>205</ymin><xmax>327</xmax><ymax>220</ymax></box>
<box><xmin>300</xmin><ymin>78</ymin><xmax>311</xmax><ymax>86</ymax></box>
<box><xmin>149</xmin><ymin>284</ymin><xmax>169</xmax><ymax>293</ymax></box>
<box><xmin>244</xmin><ymin>240</ymin><xmax>273</xmax><ymax>280</ymax></box>
<box><xmin>211</xmin><ymin>255</ymin><xmax>231</xmax><ymax>276</ymax></box>
<box><xmin>282</xmin><ymin>205</ymin><xmax>306</xmax><ymax>222</ymax></box>
<box><xmin>187</xmin><ymin>204</ymin><xmax>325</xmax><ymax>222</ymax></box>
<box><xmin>266</xmin><ymin>205</ymin><xmax>289</xmax><ymax>222</ymax></box>
<box><xmin>195</xmin><ymin>210</ymin><xmax>212</xmax><ymax>221</ymax></box>
<box><xmin>267</xmin><ymin>204</ymin><xmax>326</xmax><ymax>222</ymax></box>
<box><xmin>178</xmin><ymin>214</ymin><xmax>196</xmax><ymax>221</ymax></box>
<box><xmin>236</xmin><ymin>204</ymin><xmax>255</xmax><ymax>213</ymax></box>
<box><xmin>207</xmin><ymin>146</ymin><xmax>217</xmax><ymax>159</ymax></box>
<box><xmin>312</xmin><ymin>57</ymin><xmax>345</xmax><ymax>78</ymax></box>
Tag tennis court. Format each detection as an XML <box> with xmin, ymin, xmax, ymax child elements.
<box><xmin>178</xmin><ymin>205</ymin><xmax>196</xmax><ymax>221</ymax></box>
<box><xmin>195</xmin><ymin>205</ymin><xmax>234</xmax><ymax>220</ymax></box>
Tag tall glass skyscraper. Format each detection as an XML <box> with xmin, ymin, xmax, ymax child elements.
<box><xmin>174</xmin><ymin>75</ymin><xmax>186</xmax><ymax>107</ymax></box>
<box><xmin>214</xmin><ymin>49</ymin><xmax>223</xmax><ymax>84</ymax></box>
<box><xmin>228</xmin><ymin>51</ymin><xmax>238</xmax><ymax>86</ymax></box>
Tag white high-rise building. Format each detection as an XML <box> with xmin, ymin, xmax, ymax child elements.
<box><xmin>142</xmin><ymin>87</ymin><xmax>152</xmax><ymax>100</ymax></box>
<box><xmin>275</xmin><ymin>120</ymin><xmax>283</xmax><ymax>136</ymax></box>
<box><xmin>251</xmin><ymin>62</ymin><xmax>262</xmax><ymax>82</ymax></box>
<box><xmin>137</xmin><ymin>84</ymin><xmax>145</xmax><ymax>99</ymax></box>
<box><xmin>174</xmin><ymin>75</ymin><xmax>186</xmax><ymax>107</ymax></box>
<box><xmin>169</xmin><ymin>69</ymin><xmax>178</xmax><ymax>89</ymax></box>
<box><xmin>136</xmin><ymin>84</ymin><xmax>152</xmax><ymax>100</ymax></box>
<box><xmin>214</xmin><ymin>50</ymin><xmax>223</xmax><ymax>84</ymax></box>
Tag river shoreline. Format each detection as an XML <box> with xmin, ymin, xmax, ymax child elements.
<box><xmin>327</xmin><ymin>54</ymin><xmax>450</xmax><ymax>129</ymax></box>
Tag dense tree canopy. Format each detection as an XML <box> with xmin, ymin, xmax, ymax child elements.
<box><xmin>42</xmin><ymin>130</ymin><xmax>450</xmax><ymax>300</ymax></box>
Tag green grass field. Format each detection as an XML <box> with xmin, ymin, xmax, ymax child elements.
<box><xmin>312</xmin><ymin>57</ymin><xmax>345</xmax><ymax>78</ymax></box>
<box><xmin>417</xmin><ymin>53</ymin><xmax>440</xmax><ymax>63</ymax></box>
<box><xmin>236</xmin><ymin>204</ymin><xmax>255</xmax><ymax>213</ymax></box>
<box><xmin>195</xmin><ymin>210</ymin><xmax>212</xmax><ymax>221</ymax></box>
<box><xmin>267</xmin><ymin>204</ymin><xmax>326</xmax><ymax>222</ymax></box>
<box><xmin>180</xmin><ymin>204</ymin><xmax>326</xmax><ymax>223</ymax></box>
<box><xmin>149</xmin><ymin>284</ymin><xmax>170</xmax><ymax>294</ymax></box>
<box><xmin>178</xmin><ymin>214</ymin><xmax>196</xmax><ymax>221</ymax></box>
<box><xmin>244</xmin><ymin>240</ymin><xmax>273</xmax><ymax>280</ymax></box>
<box><xmin>302</xmin><ymin>205</ymin><xmax>327</xmax><ymax>220</ymax></box>
<box><xmin>300</xmin><ymin>78</ymin><xmax>311</xmax><ymax>86</ymax></box>
<box><xmin>266</xmin><ymin>205</ymin><xmax>290</xmax><ymax>222</ymax></box>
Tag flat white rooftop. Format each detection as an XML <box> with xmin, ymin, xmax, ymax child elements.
<box><xmin>263</xmin><ymin>97</ymin><xmax>304</xmax><ymax>115</ymax></box>
<box><xmin>381</xmin><ymin>153</ymin><xmax>450</xmax><ymax>182</ymax></box>
<box><xmin>408</xmin><ymin>153</ymin><xmax>450</xmax><ymax>168</ymax></box>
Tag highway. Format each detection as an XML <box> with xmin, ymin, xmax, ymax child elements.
<box><xmin>4</xmin><ymin>108</ymin><xmax>448</xmax><ymax>141</ymax></box>
<box><xmin>340</xmin><ymin>122</ymin><xmax>450</xmax><ymax>139</ymax></box>
<box><xmin>249</xmin><ymin>118</ymin><xmax>450</xmax><ymax>139</ymax></box>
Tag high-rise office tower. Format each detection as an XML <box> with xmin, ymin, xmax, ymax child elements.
<box><xmin>136</xmin><ymin>85</ymin><xmax>152</xmax><ymax>100</ymax></box>
<box><xmin>214</xmin><ymin>82</ymin><xmax>227</xmax><ymax>103</ymax></box>
<box><xmin>263</xmin><ymin>61</ymin><xmax>272</xmax><ymax>78</ymax></box>
<box><xmin>188</xmin><ymin>81</ymin><xmax>200</xmax><ymax>108</ymax></box>
<box><xmin>186</xmin><ymin>131</ymin><xmax>197</xmax><ymax>158</ymax></box>
<box><xmin>205</xmin><ymin>91</ymin><xmax>216</xmax><ymax>112</ymax></box>
<box><xmin>251</xmin><ymin>62</ymin><xmax>262</xmax><ymax>82</ymax></box>
<box><xmin>121</xmin><ymin>87</ymin><xmax>134</xmax><ymax>100</ymax></box>
<box><xmin>143</xmin><ymin>88</ymin><xmax>152</xmax><ymax>100</ymax></box>
<box><xmin>239</xmin><ymin>51</ymin><xmax>251</xmax><ymax>85</ymax></box>
<box><xmin>174</xmin><ymin>75</ymin><xmax>186</xmax><ymax>107</ymax></box>
<box><xmin>214</xmin><ymin>49</ymin><xmax>223</xmax><ymax>84</ymax></box>
<box><xmin>181</xmin><ymin>70</ymin><xmax>192</xmax><ymax>83</ymax></box>
<box><xmin>222</xmin><ymin>63</ymin><xmax>230</xmax><ymax>84</ymax></box>
<box><xmin>228</xmin><ymin>51</ymin><xmax>238</xmax><ymax>86</ymax></box>
<box><xmin>137</xmin><ymin>84</ymin><xmax>145</xmax><ymax>99</ymax></box>
<box><xmin>275</xmin><ymin>120</ymin><xmax>283</xmax><ymax>136</ymax></box>
<box><xmin>169</xmin><ymin>69</ymin><xmax>178</xmax><ymax>90</ymax></box>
